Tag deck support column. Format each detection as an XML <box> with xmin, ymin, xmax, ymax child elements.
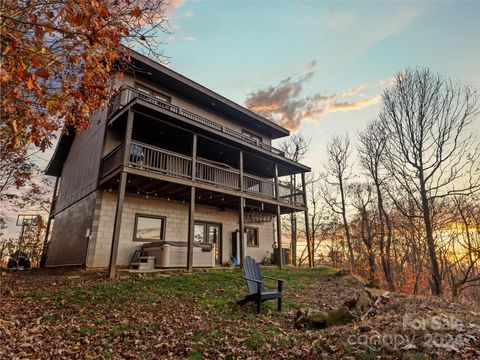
<box><xmin>274</xmin><ymin>163</ymin><xmax>283</xmax><ymax>268</ymax></box>
<box><xmin>108</xmin><ymin>171</ymin><xmax>127</xmax><ymax>279</ymax></box>
<box><xmin>239</xmin><ymin>197</ymin><xmax>245</xmax><ymax>266</ymax></box>
<box><xmin>187</xmin><ymin>133</ymin><xmax>197</xmax><ymax>271</ymax></box>
<box><xmin>40</xmin><ymin>176</ymin><xmax>59</xmax><ymax>267</ymax></box>
<box><xmin>238</xmin><ymin>150</ymin><xmax>245</xmax><ymax>266</ymax></box>
<box><xmin>187</xmin><ymin>186</ymin><xmax>196</xmax><ymax>271</ymax></box>
<box><xmin>123</xmin><ymin>110</ymin><xmax>134</xmax><ymax>165</ymax></box>
<box><xmin>301</xmin><ymin>172</ymin><xmax>313</xmax><ymax>268</ymax></box>
<box><xmin>276</xmin><ymin>205</ymin><xmax>283</xmax><ymax>269</ymax></box>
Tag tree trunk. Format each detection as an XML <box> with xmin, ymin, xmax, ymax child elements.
<box><xmin>374</xmin><ymin>179</ymin><xmax>394</xmax><ymax>290</ymax></box>
<box><xmin>419</xmin><ymin>172</ymin><xmax>443</xmax><ymax>295</ymax></box>
<box><xmin>339</xmin><ymin>177</ymin><xmax>354</xmax><ymax>267</ymax></box>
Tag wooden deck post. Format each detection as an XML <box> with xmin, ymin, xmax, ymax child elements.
<box><xmin>123</xmin><ymin>110</ymin><xmax>134</xmax><ymax>164</ymax></box>
<box><xmin>187</xmin><ymin>186</ymin><xmax>196</xmax><ymax>271</ymax></box>
<box><xmin>276</xmin><ymin>205</ymin><xmax>283</xmax><ymax>269</ymax></box>
<box><xmin>291</xmin><ymin>174</ymin><xmax>297</xmax><ymax>266</ymax></box>
<box><xmin>239</xmin><ymin>197</ymin><xmax>245</xmax><ymax>266</ymax></box>
<box><xmin>239</xmin><ymin>150</ymin><xmax>244</xmax><ymax>191</ymax></box>
<box><xmin>238</xmin><ymin>150</ymin><xmax>245</xmax><ymax>266</ymax></box>
<box><xmin>187</xmin><ymin>133</ymin><xmax>198</xmax><ymax>271</ymax></box>
<box><xmin>108</xmin><ymin>111</ymin><xmax>133</xmax><ymax>279</ymax></box>
<box><xmin>191</xmin><ymin>134</ymin><xmax>197</xmax><ymax>181</ymax></box>
<box><xmin>108</xmin><ymin>171</ymin><xmax>127</xmax><ymax>279</ymax></box>
<box><xmin>274</xmin><ymin>163</ymin><xmax>283</xmax><ymax>268</ymax></box>
<box><xmin>301</xmin><ymin>172</ymin><xmax>313</xmax><ymax>268</ymax></box>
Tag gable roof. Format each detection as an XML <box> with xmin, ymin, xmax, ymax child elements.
<box><xmin>44</xmin><ymin>129</ymin><xmax>75</xmax><ymax>176</ymax></box>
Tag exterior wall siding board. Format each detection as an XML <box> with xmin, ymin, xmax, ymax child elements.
<box><xmin>55</xmin><ymin>110</ymin><xmax>107</xmax><ymax>213</ymax></box>
<box><xmin>45</xmin><ymin>191</ymin><xmax>97</xmax><ymax>266</ymax></box>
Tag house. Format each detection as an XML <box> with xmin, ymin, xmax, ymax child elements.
<box><xmin>43</xmin><ymin>49</ymin><xmax>311</xmax><ymax>274</ymax></box>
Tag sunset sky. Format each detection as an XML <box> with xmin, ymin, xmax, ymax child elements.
<box><xmin>162</xmin><ymin>0</ymin><xmax>480</xmax><ymax>168</ymax></box>
<box><xmin>3</xmin><ymin>1</ymin><xmax>480</xmax><ymax>238</ymax></box>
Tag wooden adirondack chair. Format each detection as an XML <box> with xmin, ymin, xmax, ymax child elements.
<box><xmin>237</xmin><ymin>256</ymin><xmax>284</xmax><ymax>314</ymax></box>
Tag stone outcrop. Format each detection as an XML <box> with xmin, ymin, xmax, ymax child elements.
<box><xmin>295</xmin><ymin>271</ymin><xmax>390</xmax><ymax>329</ymax></box>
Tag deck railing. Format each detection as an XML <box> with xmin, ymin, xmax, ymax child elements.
<box><xmin>128</xmin><ymin>141</ymin><xmax>192</xmax><ymax>178</ymax></box>
<box><xmin>243</xmin><ymin>174</ymin><xmax>275</xmax><ymax>198</ymax></box>
<box><xmin>101</xmin><ymin>141</ymin><xmax>304</xmax><ymax>206</ymax></box>
<box><xmin>100</xmin><ymin>143</ymin><xmax>125</xmax><ymax>178</ymax></box>
<box><xmin>196</xmin><ymin>160</ymin><xmax>239</xmax><ymax>190</ymax></box>
<box><xmin>278</xmin><ymin>183</ymin><xmax>305</xmax><ymax>205</ymax></box>
<box><xmin>108</xmin><ymin>87</ymin><xmax>285</xmax><ymax>157</ymax></box>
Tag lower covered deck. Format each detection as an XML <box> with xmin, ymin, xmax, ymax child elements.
<box><xmin>94</xmin><ymin>172</ymin><xmax>307</xmax><ymax>276</ymax></box>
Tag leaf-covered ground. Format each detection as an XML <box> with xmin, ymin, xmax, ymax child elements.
<box><xmin>1</xmin><ymin>267</ymin><xmax>479</xmax><ymax>359</ymax></box>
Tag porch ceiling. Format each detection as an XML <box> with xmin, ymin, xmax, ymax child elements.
<box><xmin>113</xmin><ymin>111</ymin><xmax>306</xmax><ymax>177</ymax></box>
<box><xmin>102</xmin><ymin>173</ymin><xmax>301</xmax><ymax>215</ymax></box>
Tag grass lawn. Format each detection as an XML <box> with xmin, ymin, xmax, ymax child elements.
<box><xmin>2</xmin><ymin>267</ymin><xmax>477</xmax><ymax>359</ymax></box>
<box><xmin>1</xmin><ymin>267</ymin><xmax>342</xmax><ymax>359</ymax></box>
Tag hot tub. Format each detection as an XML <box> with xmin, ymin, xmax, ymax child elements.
<box><xmin>142</xmin><ymin>241</ymin><xmax>214</xmax><ymax>268</ymax></box>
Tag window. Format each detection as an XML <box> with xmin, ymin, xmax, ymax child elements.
<box><xmin>245</xmin><ymin>227</ymin><xmax>259</xmax><ymax>247</ymax></box>
<box><xmin>194</xmin><ymin>223</ymin><xmax>206</xmax><ymax>243</ymax></box>
<box><xmin>134</xmin><ymin>214</ymin><xmax>166</xmax><ymax>242</ymax></box>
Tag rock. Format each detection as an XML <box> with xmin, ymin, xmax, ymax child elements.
<box><xmin>334</xmin><ymin>270</ymin><xmax>365</xmax><ymax>287</ymax></box>
<box><xmin>308</xmin><ymin>309</ymin><xmax>328</xmax><ymax>327</ymax></box>
<box><xmin>296</xmin><ymin>305</ymin><xmax>355</xmax><ymax>329</ymax></box>
<box><xmin>364</xmin><ymin>287</ymin><xmax>385</xmax><ymax>300</ymax></box>
<box><xmin>325</xmin><ymin>305</ymin><xmax>354</xmax><ymax>327</ymax></box>
<box><xmin>295</xmin><ymin>282</ymin><xmax>392</xmax><ymax>330</ymax></box>
<box><xmin>351</xmin><ymin>290</ymin><xmax>374</xmax><ymax>316</ymax></box>
<box><xmin>295</xmin><ymin>307</ymin><xmax>328</xmax><ymax>329</ymax></box>
<box><xmin>365</xmin><ymin>277</ymin><xmax>381</xmax><ymax>289</ymax></box>
<box><xmin>335</xmin><ymin>269</ymin><xmax>352</xmax><ymax>277</ymax></box>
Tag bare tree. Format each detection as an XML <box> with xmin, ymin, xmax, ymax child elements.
<box><xmin>350</xmin><ymin>183</ymin><xmax>377</xmax><ymax>279</ymax></box>
<box><xmin>280</xmin><ymin>134</ymin><xmax>311</xmax><ymax>266</ymax></box>
<box><xmin>323</xmin><ymin>133</ymin><xmax>355</xmax><ymax>268</ymax></box>
<box><xmin>380</xmin><ymin>68</ymin><xmax>480</xmax><ymax>295</ymax></box>
<box><xmin>358</xmin><ymin>120</ymin><xmax>395</xmax><ymax>289</ymax></box>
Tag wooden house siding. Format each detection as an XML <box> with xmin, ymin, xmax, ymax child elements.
<box><xmin>54</xmin><ymin>110</ymin><xmax>107</xmax><ymax>213</ymax></box>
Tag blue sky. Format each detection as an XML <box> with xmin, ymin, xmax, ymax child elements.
<box><xmin>3</xmin><ymin>1</ymin><xmax>480</xmax><ymax>238</ymax></box>
<box><xmin>163</xmin><ymin>0</ymin><xmax>480</xmax><ymax>169</ymax></box>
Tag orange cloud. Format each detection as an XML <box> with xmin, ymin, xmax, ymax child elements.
<box><xmin>245</xmin><ymin>69</ymin><xmax>384</xmax><ymax>131</ymax></box>
<box><xmin>329</xmin><ymin>96</ymin><xmax>382</xmax><ymax>112</ymax></box>
<box><xmin>250</xmin><ymin>104</ymin><xmax>280</xmax><ymax>112</ymax></box>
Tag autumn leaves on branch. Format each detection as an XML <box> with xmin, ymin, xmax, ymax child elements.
<box><xmin>0</xmin><ymin>0</ymin><xmax>168</xmax><ymax>152</ymax></box>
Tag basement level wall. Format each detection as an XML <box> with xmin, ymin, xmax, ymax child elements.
<box><xmin>86</xmin><ymin>191</ymin><xmax>275</xmax><ymax>268</ymax></box>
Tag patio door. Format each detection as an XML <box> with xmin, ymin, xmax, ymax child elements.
<box><xmin>208</xmin><ymin>224</ymin><xmax>222</xmax><ymax>265</ymax></box>
<box><xmin>194</xmin><ymin>222</ymin><xmax>222</xmax><ymax>265</ymax></box>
